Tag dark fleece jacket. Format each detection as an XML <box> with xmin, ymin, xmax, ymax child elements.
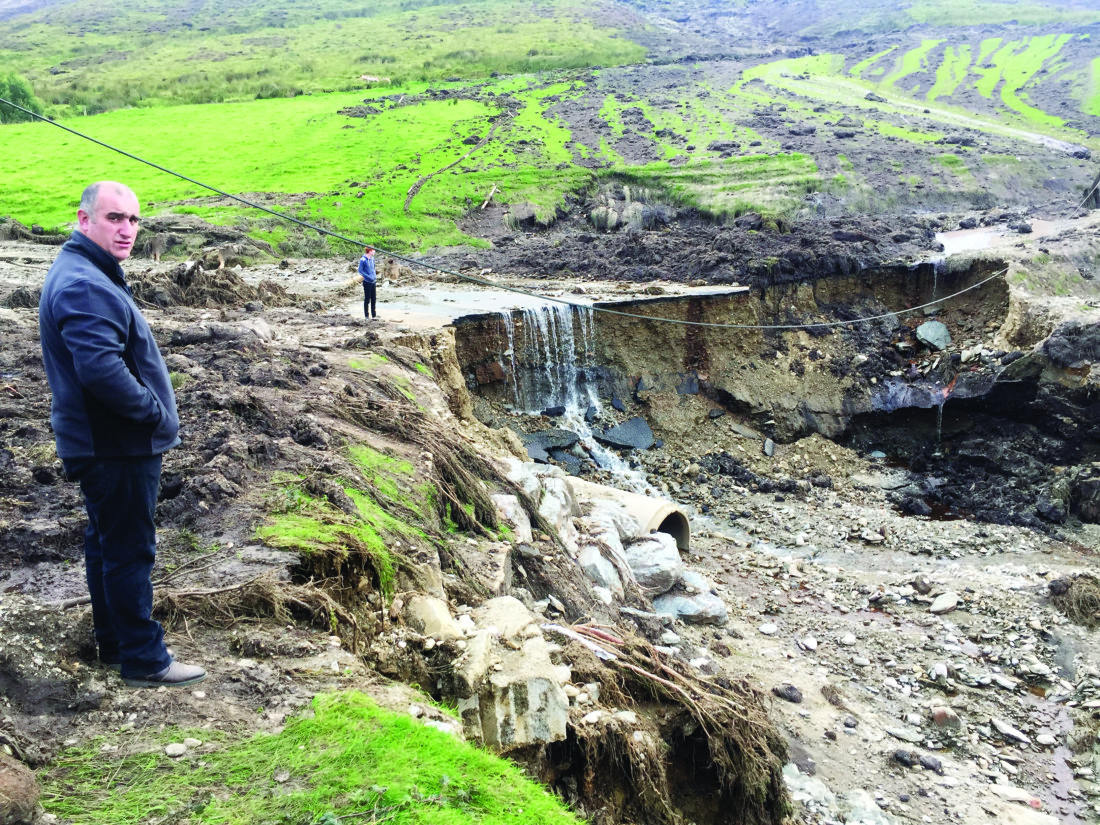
<box><xmin>38</xmin><ymin>231</ymin><xmax>180</xmax><ymax>459</ymax></box>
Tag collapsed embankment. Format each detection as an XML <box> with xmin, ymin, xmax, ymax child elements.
<box><xmin>453</xmin><ymin>254</ymin><xmax>1100</xmax><ymax>530</ymax></box>
<box><xmin>0</xmin><ymin>257</ymin><xmax>792</xmax><ymax>825</ymax></box>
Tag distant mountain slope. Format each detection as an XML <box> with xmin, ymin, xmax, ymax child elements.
<box><xmin>0</xmin><ymin>0</ymin><xmax>648</xmax><ymax>114</ymax></box>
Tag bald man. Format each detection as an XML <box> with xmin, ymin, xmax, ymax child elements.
<box><xmin>39</xmin><ymin>182</ymin><xmax>206</xmax><ymax>688</ymax></box>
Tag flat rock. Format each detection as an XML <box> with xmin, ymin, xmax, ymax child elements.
<box><xmin>521</xmin><ymin>429</ymin><xmax>580</xmax><ymax>463</ymax></box>
<box><xmin>991</xmin><ymin>717</ymin><xmax>1031</xmax><ymax>744</ymax></box>
<box><xmin>885</xmin><ymin>725</ymin><xmax>923</xmax><ymax>743</ymax></box>
<box><xmin>594</xmin><ymin>417</ymin><xmax>655</xmax><ymax>451</ymax></box>
<box><xmin>930</xmin><ymin>591</ymin><xmax>959</xmax><ymax>614</ymax></box>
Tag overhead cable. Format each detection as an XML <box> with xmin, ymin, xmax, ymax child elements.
<box><xmin>1</xmin><ymin>95</ymin><xmax>1009</xmax><ymax>331</ymax></box>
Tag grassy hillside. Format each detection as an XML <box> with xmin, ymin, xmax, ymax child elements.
<box><xmin>0</xmin><ymin>0</ymin><xmax>646</xmax><ymax>115</ymax></box>
<box><xmin>1</xmin><ymin>0</ymin><xmax>1097</xmax><ymax>252</ymax></box>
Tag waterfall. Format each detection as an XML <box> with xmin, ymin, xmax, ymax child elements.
<box><xmin>510</xmin><ymin>304</ymin><xmax>600</xmax><ymax>415</ymax></box>
<box><xmin>500</xmin><ymin>304</ymin><xmax>629</xmax><ymax>474</ymax></box>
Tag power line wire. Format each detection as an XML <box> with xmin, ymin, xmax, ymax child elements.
<box><xmin>1</xmin><ymin>95</ymin><xmax>1009</xmax><ymax>330</ymax></box>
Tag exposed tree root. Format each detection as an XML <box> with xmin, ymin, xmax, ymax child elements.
<box><xmin>1051</xmin><ymin>573</ymin><xmax>1100</xmax><ymax>627</ymax></box>
<box><xmin>155</xmin><ymin>571</ymin><xmax>369</xmax><ymax>655</ymax></box>
<box><xmin>537</xmin><ymin>624</ymin><xmax>789</xmax><ymax>825</ymax></box>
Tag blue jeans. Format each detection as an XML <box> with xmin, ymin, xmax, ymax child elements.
<box><xmin>68</xmin><ymin>455</ymin><xmax>172</xmax><ymax>679</ymax></box>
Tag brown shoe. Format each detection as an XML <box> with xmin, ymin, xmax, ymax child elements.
<box><xmin>123</xmin><ymin>661</ymin><xmax>207</xmax><ymax>688</ymax></box>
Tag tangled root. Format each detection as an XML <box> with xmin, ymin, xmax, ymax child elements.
<box><xmin>1050</xmin><ymin>574</ymin><xmax>1100</xmax><ymax>627</ymax></box>
<box><xmin>327</xmin><ymin>379</ymin><xmax>500</xmax><ymax>537</ymax></box>
<box><xmin>539</xmin><ymin>627</ymin><xmax>789</xmax><ymax>825</ymax></box>
<box><xmin>130</xmin><ymin>262</ymin><xmax>293</xmax><ymax>308</ymax></box>
<box><xmin>155</xmin><ymin>571</ymin><xmax>370</xmax><ymax>654</ymax></box>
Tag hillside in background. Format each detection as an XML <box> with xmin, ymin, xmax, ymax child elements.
<box><xmin>0</xmin><ymin>0</ymin><xmax>1097</xmax><ymax>251</ymax></box>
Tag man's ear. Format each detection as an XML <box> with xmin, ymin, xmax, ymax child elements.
<box><xmin>77</xmin><ymin>209</ymin><xmax>91</xmax><ymax>231</ymax></box>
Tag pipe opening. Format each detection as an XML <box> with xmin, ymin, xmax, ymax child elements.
<box><xmin>658</xmin><ymin>511</ymin><xmax>690</xmax><ymax>551</ymax></box>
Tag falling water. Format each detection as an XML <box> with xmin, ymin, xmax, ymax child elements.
<box><xmin>930</xmin><ymin>255</ymin><xmax>949</xmax><ymax>310</ymax></box>
<box><xmin>498</xmin><ymin>311</ymin><xmax>520</xmax><ymax>407</ymax></box>
<box><xmin>501</xmin><ymin>304</ymin><xmax>629</xmax><ymax>473</ymax></box>
<box><xmin>510</xmin><ymin>304</ymin><xmax>600</xmax><ymax>414</ymax></box>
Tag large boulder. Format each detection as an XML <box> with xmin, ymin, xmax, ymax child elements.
<box><xmin>403</xmin><ymin>595</ymin><xmax>463</xmax><ymax>642</ymax></box>
<box><xmin>491</xmin><ymin>494</ymin><xmax>534</xmax><ymax>544</ymax></box>
<box><xmin>915</xmin><ymin>321</ymin><xmax>951</xmax><ymax>351</ymax></box>
<box><xmin>538</xmin><ymin>476</ymin><xmax>580</xmax><ymax>556</ymax></box>
<box><xmin>583</xmin><ymin>498</ymin><xmax>640</xmax><ymax>546</ymax></box>
<box><xmin>653</xmin><ymin>571</ymin><xmax>728</xmax><ymax>625</ymax></box>
<box><xmin>520</xmin><ymin>429</ymin><xmax>580</xmax><ymax>463</ymax></box>
<box><xmin>1043</xmin><ymin>321</ymin><xmax>1100</xmax><ymax>368</ymax></box>
<box><xmin>0</xmin><ymin>751</ymin><xmax>39</xmax><ymax>825</ymax></box>
<box><xmin>452</xmin><ymin>597</ymin><xmax>570</xmax><ymax>751</ymax></box>
<box><xmin>624</xmin><ymin>532</ymin><xmax>683</xmax><ymax>594</ymax></box>
<box><xmin>577</xmin><ymin>544</ymin><xmax>624</xmax><ymax>598</ymax></box>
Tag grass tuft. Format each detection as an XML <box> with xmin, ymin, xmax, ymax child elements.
<box><xmin>41</xmin><ymin>691</ymin><xmax>581</xmax><ymax>824</ymax></box>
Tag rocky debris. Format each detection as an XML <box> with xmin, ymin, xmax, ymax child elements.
<box><xmin>452</xmin><ymin>597</ymin><xmax>570</xmax><ymax>750</ymax></box>
<box><xmin>0</xmin><ymin>751</ymin><xmax>39</xmax><ymax>825</ymax></box>
<box><xmin>4</xmin><ymin>216</ymin><xmax>1100</xmax><ymax>824</ymax></box>
<box><xmin>0</xmin><ymin>597</ymin><xmax>106</xmax><ymax>715</ymax></box>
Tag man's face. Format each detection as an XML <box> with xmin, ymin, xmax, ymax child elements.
<box><xmin>78</xmin><ymin>186</ymin><xmax>140</xmax><ymax>262</ymax></box>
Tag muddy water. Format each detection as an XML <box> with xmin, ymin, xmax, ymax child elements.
<box><xmin>937</xmin><ymin>227</ymin><xmax>1006</xmax><ymax>256</ymax></box>
<box><xmin>936</xmin><ymin>219</ymin><xmax>1057</xmax><ymax>257</ymax></box>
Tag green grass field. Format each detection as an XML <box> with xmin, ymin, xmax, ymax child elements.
<box><xmin>2</xmin><ymin>1</ymin><xmax>1097</xmax><ymax>253</ymax></box>
<box><xmin>0</xmin><ymin>0</ymin><xmax>645</xmax><ymax>116</ymax></box>
<box><xmin>926</xmin><ymin>44</ymin><xmax>971</xmax><ymax>102</ymax></box>
<box><xmin>0</xmin><ymin>78</ymin><xmax>607</xmax><ymax>251</ymax></box>
<box><xmin>881</xmin><ymin>39</ymin><xmax>944</xmax><ymax>94</ymax></box>
<box><xmin>1090</xmin><ymin>56</ymin><xmax>1100</xmax><ymax>117</ymax></box>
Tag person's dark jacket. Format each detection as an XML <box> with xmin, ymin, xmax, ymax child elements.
<box><xmin>39</xmin><ymin>231</ymin><xmax>180</xmax><ymax>459</ymax></box>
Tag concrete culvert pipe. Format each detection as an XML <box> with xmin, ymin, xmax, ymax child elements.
<box><xmin>568</xmin><ymin>477</ymin><xmax>690</xmax><ymax>551</ymax></box>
